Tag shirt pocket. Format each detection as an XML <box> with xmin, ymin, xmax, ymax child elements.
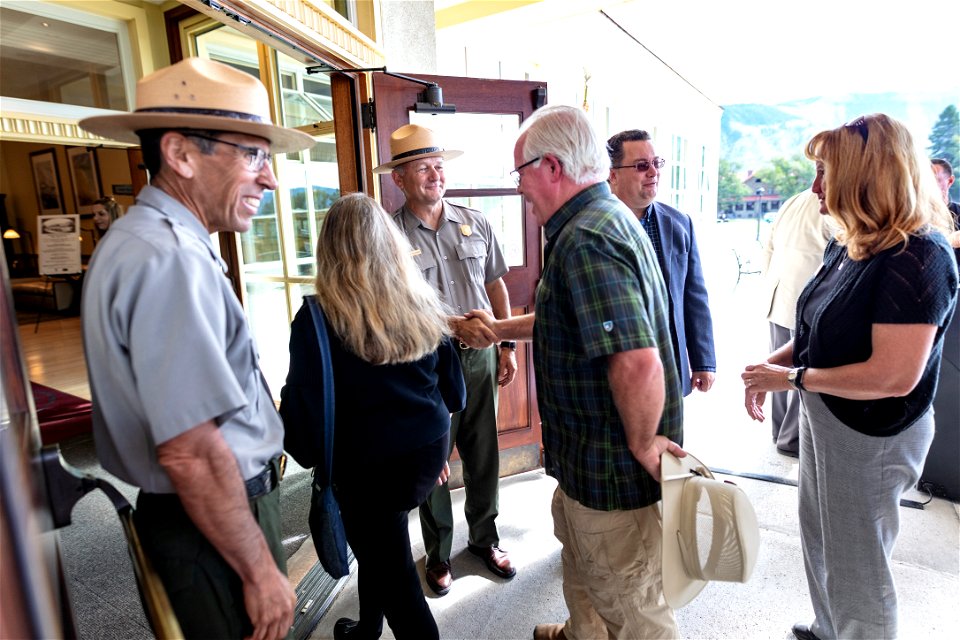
<box><xmin>456</xmin><ymin>239</ymin><xmax>487</xmax><ymax>283</ymax></box>
<box><xmin>413</xmin><ymin>249</ymin><xmax>438</xmax><ymax>278</ymax></box>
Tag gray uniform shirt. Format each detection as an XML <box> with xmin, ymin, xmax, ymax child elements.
<box><xmin>393</xmin><ymin>200</ymin><xmax>508</xmax><ymax>313</ymax></box>
<box><xmin>82</xmin><ymin>186</ymin><xmax>283</xmax><ymax>493</ymax></box>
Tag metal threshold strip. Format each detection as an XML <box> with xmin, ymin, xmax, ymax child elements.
<box><xmin>291</xmin><ymin>552</ymin><xmax>357</xmax><ymax>640</ymax></box>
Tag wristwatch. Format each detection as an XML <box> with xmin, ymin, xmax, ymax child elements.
<box><xmin>787</xmin><ymin>367</ymin><xmax>806</xmax><ymax>391</ymax></box>
<box><xmin>500</xmin><ymin>341</ymin><xmax>517</xmax><ymax>350</ymax></box>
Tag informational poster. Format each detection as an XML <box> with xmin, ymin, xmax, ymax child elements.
<box><xmin>38</xmin><ymin>214</ymin><xmax>82</xmax><ymax>275</ymax></box>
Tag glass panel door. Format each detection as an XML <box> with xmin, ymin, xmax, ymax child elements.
<box><xmin>189</xmin><ymin>24</ymin><xmax>339</xmax><ymax>394</ymax></box>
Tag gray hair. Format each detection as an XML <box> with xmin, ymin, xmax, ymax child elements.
<box><xmin>518</xmin><ymin>105</ymin><xmax>610</xmax><ymax>185</ymax></box>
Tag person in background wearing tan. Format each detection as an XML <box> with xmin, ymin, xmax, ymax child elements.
<box><xmin>760</xmin><ymin>189</ymin><xmax>834</xmax><ymax>456</ymax></box>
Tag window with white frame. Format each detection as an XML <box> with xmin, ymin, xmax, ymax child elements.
<box><xmin>0</xmin><ymin>1</ymin><xmax>135</xmax><ymax>112</ymax></box>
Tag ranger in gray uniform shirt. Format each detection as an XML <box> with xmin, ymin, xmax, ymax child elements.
<box><xmin>375</xmin><ymin>124</ymin><xmax>519</xmax><ymax>597</ymax></box>
<box><xmin>79</xmin><ymin>58</ymin><xmax>315</xmax><ymax>640</ymax></box>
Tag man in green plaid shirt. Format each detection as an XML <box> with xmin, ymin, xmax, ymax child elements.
<box><xmin>471</xmin><ymin>105</ymin><xmax>687</xmax><ymax>640</ymax></box>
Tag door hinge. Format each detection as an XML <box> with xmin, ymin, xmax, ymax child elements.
<box><xmin>360</xmin><ymin>101</ymin><xmax>376</xmax><ymax>130</ymax></box>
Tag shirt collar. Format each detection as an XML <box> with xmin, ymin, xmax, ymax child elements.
<box><xmin>136</xmin><ymin>185</ymin><xmax>225</xmax><ymax>270</ymax></box>
<box><xmin>398</xmin><ymin>200</ymin><xmax>464</xmax><ymax>230</ymax></box>
<box><xmin>544</xmin><ymin>182</ymin><xmax>610</xmax><ymax>242</ymax></box>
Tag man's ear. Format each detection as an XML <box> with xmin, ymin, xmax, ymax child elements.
<box><xmin>159</xmin><ymin>132</ymin><xmax>196</xmax><ymax>180</ymax></box>
<box><xmin>390</xmin><ymin>170</ymin><xmax>404</xmax><ymax>192</ymax></box>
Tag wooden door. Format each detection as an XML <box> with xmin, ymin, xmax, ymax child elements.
<box><xmin>371</xmin><ymin>73</ymin><xmax>547</xmax><ymax>475</ymax></box>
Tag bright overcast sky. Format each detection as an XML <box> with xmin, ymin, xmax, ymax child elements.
<box><xmin>602</xmin><ymin>0</ymin><xmax>960</xmax><ymax>105</ymax></box>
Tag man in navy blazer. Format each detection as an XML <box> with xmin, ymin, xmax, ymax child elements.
<box><xmin>608</xmin><ymin>129</ymin><xmax>716</xmax><ymax>396</ymax></box>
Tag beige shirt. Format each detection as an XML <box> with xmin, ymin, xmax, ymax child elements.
<box><xmin>393</xmin><ymin>200</ymin><xmax>508</xmax><ymax>314</ymax></box>
<box><xmin>761</xmin><ymin>190</ymin><xmax>836</xmax><ymax>329</ymax></box>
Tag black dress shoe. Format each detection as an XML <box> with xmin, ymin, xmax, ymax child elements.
<box><xmin>791</xmin><ymin>623</ymin><xmax>821</xmax><ymax>640</ymax></box>
<box><xmin>468</xmin><ymin>544</ymin><xmax>517</xmax><ymax>579</ymax></box>
<box><xmin>334</xmin><ymin>617</ymin><xmax>359</xmax><ymax>640</ymax></box>
<box><xmin>777</xmin><ymin>447</ymin><xmax>800</xmax><ymax>458</ymax></box>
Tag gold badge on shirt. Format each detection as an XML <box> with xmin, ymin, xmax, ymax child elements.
<box><xmin>410</xmin><ymin>248</ymin><xmax>422</xmax><ymax>257</ymax></box>
<box><xmin>460</xmin><ymin>224</ymin><xmax>473</xmax><ymax>237</ymax></box>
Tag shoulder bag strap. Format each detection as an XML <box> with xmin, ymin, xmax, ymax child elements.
<box><xmin>305</xmin><ymin>295</ymin><xmax>335</xmax><ymax>485</ymax></box>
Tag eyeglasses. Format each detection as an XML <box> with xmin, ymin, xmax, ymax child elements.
<box><xmin>844</xmin><ymin>117</ymin><xmax>869</xmax><ymax>145</ymax></box>
<box><xmin>612</xmin><ymin>157</ymin><xmax>666</xmax><ymax>172</ymax></box>
<box><xmin>187</xmin><ymin>134</ymin><xmax>272</xmax><ymax>172</ymax></box>
<box><xmin>510</xmin><ymin>156</ymin><xmax>541</xmax><ymax>186</ymax></box>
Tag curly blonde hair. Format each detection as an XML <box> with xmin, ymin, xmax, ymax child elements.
<box><xmin>313</xmin><ymin>193</ymin><xmax>451</xmax><ymax>364</ymax></box>
<box><xmin>805</xmin><ymin>113</ymin><xmax>953</xmax><ymax>260</ymax></box>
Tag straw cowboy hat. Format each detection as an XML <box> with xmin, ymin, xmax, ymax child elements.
<box><xmin>660</xmin><ymin>450</ymin><xmax>760</xmax><ymax>608</ymax></box>
<box><xmin>373</xmin><ymin>124</ymin><xmax>463</xmax><ymax>174</ymax></box>
<box><xmin>79</xmin><ymin>57</ymin><xmax>315</xmax><ymax>154</ymax></box>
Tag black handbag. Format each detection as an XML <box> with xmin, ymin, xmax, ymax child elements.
<box><xmin>304</xmin><ymin>295</ymin><xmax>350</xmax><ymax>579</ymax></box>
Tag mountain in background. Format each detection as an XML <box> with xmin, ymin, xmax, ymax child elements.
<box><xmin>721</xmin><ymin>91</ymin><xmax>957</xmax><ymax>171</ymax></box>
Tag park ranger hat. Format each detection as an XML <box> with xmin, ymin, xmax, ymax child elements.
<box><xmin>80</xmin><ymin>57</ymin><xmax>315</xmax><ymax>153</ymax></box>
<box><xmin>660</xmin><ymin>451</ymin><xmax>760</xmax><ymax>608</ymax></box>
<box><xmin>373</xmin><ymin>124</ymin><xmax>463</xmax><ymax>173</ymax></box>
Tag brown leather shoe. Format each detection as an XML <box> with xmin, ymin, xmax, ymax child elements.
<box><xmin>425</xmin><ymin>561</ymin><xmax>453</xmax><ymax>596</ymax></box>
<box><xmin>533</xmin><ymin>623</ymin><xmax>567</xmax><ymax>640</ymax></box>
<box><xmin>468</xmin><ymin>544</ymin><xmax>517</xmax><ymax>579</ymax></box>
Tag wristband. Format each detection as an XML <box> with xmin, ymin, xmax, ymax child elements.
<box><xmin>500</xmin><ymin>341</ymin><xmax>517</xmax><ymax>350</ymax></box>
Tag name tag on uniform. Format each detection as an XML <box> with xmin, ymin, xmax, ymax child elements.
<box><xmin>410</xmin><ymin>248</ymin><xmax>422</xmax><ymax>257</ymax></box>
<box><xmin>460</xmin><ymin>224</ymin><xmax>473</xmax><ymax>237</ymax></box>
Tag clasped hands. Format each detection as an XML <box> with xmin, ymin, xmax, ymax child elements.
<box><xmin>452</xmin><ymin>309</ymin><xmax>501</xmax><ymax>348</ymax></box>
<box><xmin>741</xmin><ymin>362</ymin><xmax>793</xmax><ymax>422</ymax></box>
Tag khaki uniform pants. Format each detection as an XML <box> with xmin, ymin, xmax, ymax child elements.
<box><xmin>552</xmin><ymin>487</ymin><xmax>678</xmax><ymax>640</ymax></box>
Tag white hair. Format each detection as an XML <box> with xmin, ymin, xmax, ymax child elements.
<box><xmin>518</xmin><ymin>105</ymin><xmax>610</xmax><ymax>184</ymax></box>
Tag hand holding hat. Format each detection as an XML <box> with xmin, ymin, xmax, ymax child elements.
<box><xmin>660</xmin><ymin>450</ymin><xmax>760</xmax><ymax>608</ymax></box>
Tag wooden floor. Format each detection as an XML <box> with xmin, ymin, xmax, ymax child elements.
<box><xmin>17</xmin><ymin>315</ymin><xmax>90</xmax><ymax>400</ymax></box>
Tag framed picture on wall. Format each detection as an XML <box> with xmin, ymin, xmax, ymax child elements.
<box><xmin>29</xmin><ymin>149</ymin><xmax>64</xmax><ymax>216</ymax></box>
<box><xmin>66</xmin><ymin>147</ymin><xmax>103</xmax><ymax>215</ymax></box>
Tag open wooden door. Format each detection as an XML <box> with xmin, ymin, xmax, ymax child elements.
<box><xmin>371</xmin><ymin>73</ymin><xmax>547</xmax><ymax>476</ymax></box>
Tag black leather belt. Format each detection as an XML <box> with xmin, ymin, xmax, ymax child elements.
<box><xmin>245</xmin><ymin>454</ymin><xmax>285</xmax><ymax>499</ymax></box>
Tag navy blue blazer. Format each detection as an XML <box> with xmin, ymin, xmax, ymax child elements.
<box><xmin>648</xmin><ymin>202</ymin><xmax>716</xmax><ymax>396</ymax></box>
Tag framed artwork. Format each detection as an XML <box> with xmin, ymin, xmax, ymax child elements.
<box><xmin>66</xmin><ymin>147</ymin><xmax>103</xmax><ymax>215</ymax></box>
<box><xmin>29</xmin><ymin>149</ymin><xmax>64</xmax><ymax>216</ymax></box>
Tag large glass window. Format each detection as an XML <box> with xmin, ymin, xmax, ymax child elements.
<box><xmin>188</xmin><ymin>23</ymin><xmax>337</xmax><ymax>394</ymax></box>
<box><xmin>0</xmin><ymin>1</ymin><xmax>133</xmax><ymax>110</ymax></box>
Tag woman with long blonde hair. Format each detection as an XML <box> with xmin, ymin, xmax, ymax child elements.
<box><xmin>91</xmin><ymin>196</ymin><xmax>123</xmax><ymax>241</ymax></box>
<box><xmin>281</xmin><ymin>193</ymin><xmax>465</xmax><ymax>640</ymax></box>
<box><xmin>742</xmin><ymin>113</ymin><xmax>958</xmax><ymax>640</ymax></box>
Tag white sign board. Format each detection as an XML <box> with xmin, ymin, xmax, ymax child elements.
<box><xmin>38</xmin><ymin>214</ymin><xmax>82</xmax><ymax>275</ymax></box>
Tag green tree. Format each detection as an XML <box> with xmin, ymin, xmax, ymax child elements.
<box><xmin>928</xmin><ymin>105</ymin><xmax>959</xmax><ymax>200</ymax></box>
<box><xmin>752</xmin><ymin>155</ymin><xmax>816</xmax><ymax>201</ymax></box>
<box><xmin>717</xmin><ymin>158</ymin><xmax>750</xmax><ymax>214</ymax></box>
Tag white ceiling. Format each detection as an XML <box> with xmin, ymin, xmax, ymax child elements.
<box><xmin>436</xmin><ymin>0</ymin><xmax>960</xmax><ymax>106</ymax></box>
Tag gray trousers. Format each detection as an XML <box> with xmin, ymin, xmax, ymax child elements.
<box><xmin>799</xmin><ymin>392</ymin><xmax>934</xmax><ymax>639</ymax></box>
<box><xmin>769</xmin><ymin>322</ymin><xmax>800</xmax><ymax>453</ymax></box>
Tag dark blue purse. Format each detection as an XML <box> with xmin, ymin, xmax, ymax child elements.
<box><xmin>305</xmin><ymin>296</ymin><xmax>350</xmax><ymax>579</ymax></box>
